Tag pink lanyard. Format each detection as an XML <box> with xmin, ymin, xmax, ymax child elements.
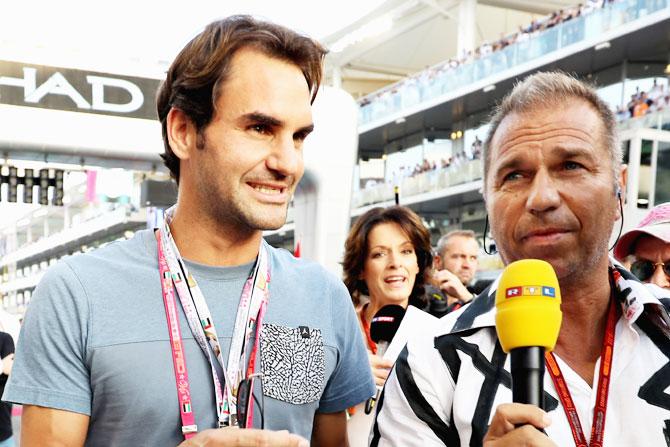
<box><xmin>157</xmin><ymin>224</ymin><xmax>270</xmax><ymax>440</ymax></box>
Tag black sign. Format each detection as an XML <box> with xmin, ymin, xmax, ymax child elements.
<box><xmin>0</xmin><ymin>60</ymin><xmax>162</xmax><ymax>120</ymax></box>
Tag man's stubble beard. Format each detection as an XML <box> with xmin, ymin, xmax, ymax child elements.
<box><xmin>195</xmin><ymin>137</ymin><xmax>291</xmax><ymax>233</ymax></box>
<box><xmin>200</xmin><ymin>179</ymin><xmax>291</xmax><ymax>233</ymax></box>
<box><xmin>495</xmin><ymin>227</ymin><xmax>611</xmax><ymax>285</ymax></box>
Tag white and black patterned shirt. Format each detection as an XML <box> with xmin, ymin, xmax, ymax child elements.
<box><xmin>372</xmin><ymin>262</ymin><xmax>670</xmax><ymax>446</ymax></box>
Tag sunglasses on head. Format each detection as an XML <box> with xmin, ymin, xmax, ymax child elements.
<box><xmin>630</xmin><ymin>259</ymin><xmax>670</xmax><ymax>282</ymax></box>
<box><xmin>236</xmin><ymin>373</ymin><xmax>264</xmax><ymax>429</ymax></box>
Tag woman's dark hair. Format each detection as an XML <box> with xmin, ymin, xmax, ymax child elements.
<box><xmin>156</xmin><ymin>15</ymin><xmax>327</xmax><ymax>183</ymax></box>
<box><xmin>343</xmin><ymin>206</ymin><xmax>433</xmax><ymax>307</ymax></box>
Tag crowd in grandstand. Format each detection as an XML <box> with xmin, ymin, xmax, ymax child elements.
<box><xmin>616</xmin><ymin>80</ymin><xmax>670</xmax><ymax>121</ymax></box>
<box><xmin>358</xmin><ymin>0</ymin><xmax>618</xmax><ymax>109</ymax></box>
<box><xmin>362</xmin><ymin>136</ymin><xmax>484</xmax><ymax>190</ymax></box>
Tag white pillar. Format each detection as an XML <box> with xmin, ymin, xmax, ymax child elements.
<box><xmin>332</xmin><ymin>66</ymin><xmax>342</xmax><ymax>89</ymax></box>
<box><xmin>43</xmin><ymin>213</ymin><xmax>49</xmax><ymax>238</ymax></box>
<box><xmin>457</xmin><ymin>0</ymin><xmax>477</xmax><ymax>59</ymax></box>
<box><xmin>293</xmin><ymin>86</ymin><xmax>358</xmax><ymax>275</ymax></box>
<box><xmin>64</xmin><ymin>205</ymin><xmax>71</xmax><ymax>229</ymax></box>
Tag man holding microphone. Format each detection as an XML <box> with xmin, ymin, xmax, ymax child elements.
<box><xmin>372</xmin><ymin>72</ymin><xmax>670</xmax><ymax>446</ymax></box>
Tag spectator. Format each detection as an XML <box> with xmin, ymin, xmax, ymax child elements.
<box><xmin>472</xmin><ymin>136</ymin><xmax>483</xmax><ymax>159</ymax></box>
<box><xmin>633</xmin><ymin>91</ymin><xmax>652</xmax><ymax>117</ymax></box>
<box><xmin>616</xmin><ymin>104</ymin><xmax>631</xmax><ymax>121</ymax></box>
<box><xmin>649</xmin><ymin>78</ymin><xmax>664</xmax><ymax>103</ymax></box>
<box><xmin>424</xmin><ymin>230</ymin><xmax>481</xmax><ymax>317</ymax></box>
<box><xmin>658</xmin><ymin>94</ymin><xmax>670</xmax><ymax>111</ymax></box>
<box><xmin>614</xmin><ymin>202</ymin><xmax>670</xmax><ymax>289</ymax></box>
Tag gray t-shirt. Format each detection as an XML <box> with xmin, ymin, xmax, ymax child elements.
<box><xmin>4</xmin><ymin>230</ymin><xmax>374</xmax><ymax>446</ymax></box>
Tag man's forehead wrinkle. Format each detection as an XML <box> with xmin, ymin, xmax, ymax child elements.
<box><xmin>495</xmin><ymin>123</ymin><xmax>598</xmax><ymax>157</ymax></box>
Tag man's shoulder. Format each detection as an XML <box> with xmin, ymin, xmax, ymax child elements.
<box><xmin>36</xmin><ymin>229</ymin><xmax>153</xmax><ymax>297</ymax></box>
<box><xmin>58</xmin><ymin>229</ymin><xmax>152</xmax><ymax>273</ymax></box>
<box><xmin>397</xmin><ymin>291</ymin><xmax>498</xmax><ymax>372</ymax></box>
<box><xmin>265</xmin><ymin>244</ymin><xmax>354</xmax><ymax>326</ymax></box>
<box><xmin>402</xmin><ymin>299</ymin><xmax>497</xmax><ymax>362</ymax></box>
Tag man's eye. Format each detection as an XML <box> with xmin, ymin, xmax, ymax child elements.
<box><xmin>502</xmin><ymin>171</ymin><xmax>522</xmax><ymax>182</ymax></box>
<box><xmin>564</xmin><ymin>161</ymin><xmax>583</xmax><ymax>170</ymax></box>
<box><xmin>250</xmin><ymin>124</ymin><xmax>270</xmax><ymax>134</ymax></box>
<box><xmin>294</xmin><ymin>131</ymin><xmax>310</xmax><ymax>142</ymax></box>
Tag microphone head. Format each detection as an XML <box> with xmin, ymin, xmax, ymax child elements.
<box><xmin>495</xmin><ymin>259</ymin><xmax>562</xmax><ymax>353</ymax></box>
<box><xmin>370</xmin><ymin>304</ymin><xmax>406</xmax><ymax>344</ymax></box>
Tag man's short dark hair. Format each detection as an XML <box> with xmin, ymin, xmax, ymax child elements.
<box><xmin>156</xmin><ymin>15</ymin><xmax>327</xmax><ymax>183</ymax></box>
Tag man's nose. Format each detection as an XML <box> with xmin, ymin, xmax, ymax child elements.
<box><xmin>649</xmin><ymin>263</ymin><xmax>670</xmax><ymax>289</ymax></box>
<box><xmin>266</xmin><ymin>134</ymin><xmax>302</xmax><ymax>177</ymax></box>
<box><xmin>526</xmin><ymin>169</ymin><xmax>561</xmax><ymax>214</ymax></box>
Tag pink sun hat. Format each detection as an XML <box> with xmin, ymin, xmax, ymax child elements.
<box><xmin>614</xmin><ymin>202</ymin><xmax>670</xmax><ymax>261</ymax></box>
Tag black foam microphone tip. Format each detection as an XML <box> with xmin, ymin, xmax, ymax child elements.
<box><xmin>370</xmin><ymin>304</ymin><xmax>406</xmax><ymax>344</ymax></box>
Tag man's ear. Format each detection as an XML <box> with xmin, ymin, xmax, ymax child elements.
<box><xmin>433</xmin><ymin>254</ymin><xmax>443</xmax><ymax>270</ymax></box>
<box><xmin>616</xmin><ymin>164</ymin><xmax>627</xmax><ymax>219</ymax></box>
<box><xmin>618</xmin><ymin>164</ymin><xmax>627</xmax><ymax>199</ymax></box>
<box><xmin>617</xmin><ymin>164</ymin><xmax>628</xmax><ymax>210</ymax></box>
<box><xmin>166</xmin><ymin>108</ymin><xmax>198</xmax><ymax>161</ymax></box>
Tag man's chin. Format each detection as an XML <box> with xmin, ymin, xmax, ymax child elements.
<box><xmin>501</xmin><ymin>250</ymin><xmax>567</xmax><ymax>275</ymax></box>
<box><xmin>242</xmin><ymin>206</ymin><xmax>290</xmax><ymax>232</ymax></box>
<box><xmin>259</xmin><ymin>221</ymin><xmax>285</xmax><ymax>231</ymax></box>
<box><xmin>459</xmin><ymin>276</ymin><xmax>473</xmax><ymax>286</ymax></box>
<box><xmin>253</xmin><ymin>214</ymin><xmax>289</xmax><ymax>232</ymax></box>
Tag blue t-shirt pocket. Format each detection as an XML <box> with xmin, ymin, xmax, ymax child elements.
<box><xmin>260</xmin><ymin>323</ymin><xmax>325</xmax><ymax>404</ymax></box>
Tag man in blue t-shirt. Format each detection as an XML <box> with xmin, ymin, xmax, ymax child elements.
<box><xmin>4</xmin><ymin>15</ymin><xmax>374</xmax><ymax>447</ymax></box>
<box><xmin>0</xmin><ymin>332</ymin><xmax>14</xmax><ymax>447</ymax></box>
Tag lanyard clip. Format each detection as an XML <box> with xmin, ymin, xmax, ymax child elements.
<box><xmin>181</xmin><ymin>424</ymin><xmax>198</xmax><ymax>434</ymax></box>
<box><xmin>219</xmin><ymin>414</ymin><xmax>235</xmax><ymax>428</ymax></box>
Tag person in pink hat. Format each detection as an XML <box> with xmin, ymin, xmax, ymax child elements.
<box><xmin>614</xmin><ymin>202</ymin><xmax>670</xmax><ymax>289</ymax></box>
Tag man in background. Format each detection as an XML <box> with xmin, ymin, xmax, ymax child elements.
<box><xmin>615</xmin><ymin>202</ymin><xmax>670</xmax><ymax>290</ymax></box>
<box><xmin>0</xmin><ymin>331</ymin><xmax>14</xmax><ymax>447</ymax></box>
<box><xmin>425</xmin><ymin>230</ymin><xmax>480</xmax><ymax>316</ymax></box>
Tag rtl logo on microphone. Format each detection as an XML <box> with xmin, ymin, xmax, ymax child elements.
<box><xmin>505</xmin><ymin>286</ymin><xmax>556</xmax><ymax>298</ymax></box>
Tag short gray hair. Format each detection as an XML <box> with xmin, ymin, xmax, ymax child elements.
<box><xmin>436</xmin><ymin>229</ymin><xmax>478</xmax><ymax>257</ymax></box>
<box><xmin>482</xmin><ymin>72</ymin><xmax>621</xmax><ymax>193</ymax></box>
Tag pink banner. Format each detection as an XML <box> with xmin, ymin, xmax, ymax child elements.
<box><xmin>86</xmin><ymin>170</ymin><xmax>97</xmax><ymax>203</ymax></box>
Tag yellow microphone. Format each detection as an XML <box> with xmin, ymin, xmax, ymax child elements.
<box><xmin>495</xmin><ymin>259</ymin><xmax>562</xmax><ymax>407</ymax></box>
